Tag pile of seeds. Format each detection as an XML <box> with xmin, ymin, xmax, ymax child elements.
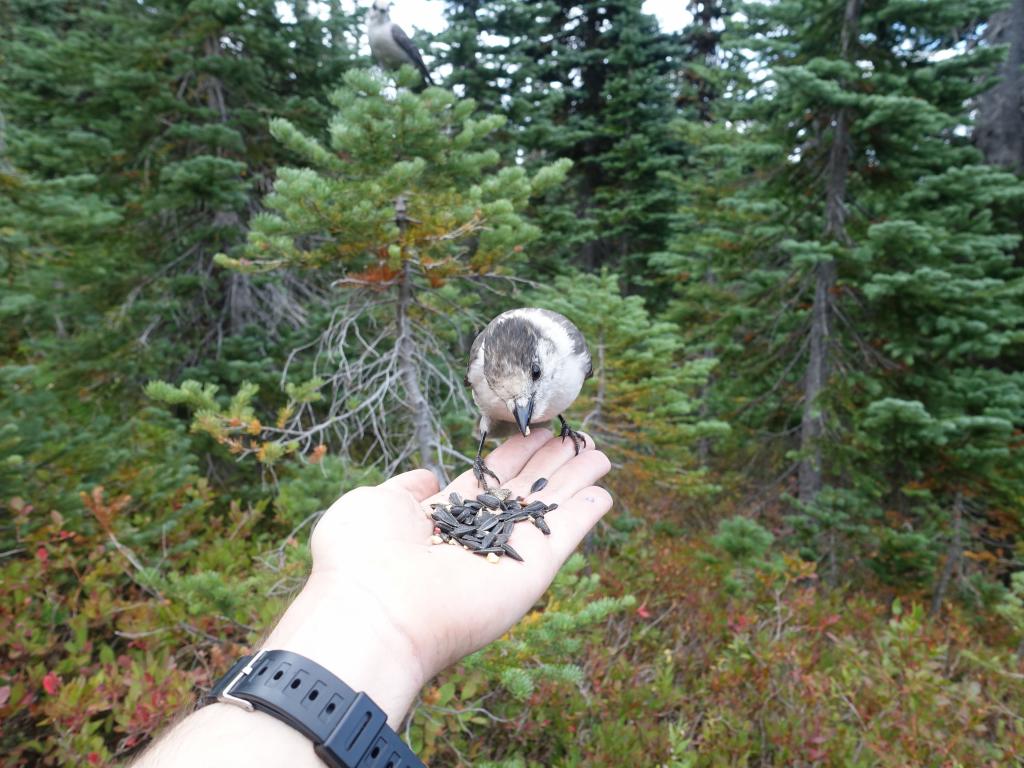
<box><xmin>428</xmin><ymin>477</ymin><xmax>556</xmax><ymax>563</ymax></box>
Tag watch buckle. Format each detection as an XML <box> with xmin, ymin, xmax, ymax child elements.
<box><xmin>218</xmin><ymin>649</ymin><xmax>268</xmax><ymax>711</ymax></box>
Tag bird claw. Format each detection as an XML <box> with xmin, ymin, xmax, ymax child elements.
<box><xmin>473</xmin><ymin>455</ymin><xmax>501</xmax><ymax>490</ymax></box>
<box><xmin>558</xmin><ymin>415</ymin><xmax>586</xmax><ymax>455</ymax></box>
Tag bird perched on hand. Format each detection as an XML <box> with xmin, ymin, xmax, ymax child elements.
<box><xmin>368</xmin><ymin>0</ymin><xmax>433</xmax><ymax>86</ymax></box>
<box><xmin>466</xmin><ymin>308</ymin><xmax>592</xmax><ymax>488</ymax></box>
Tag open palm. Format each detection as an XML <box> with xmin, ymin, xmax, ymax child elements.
<box><xmin>307</xmin><ymin>428</ymin><xmax>612</xmax><ymax>681</ymax></box>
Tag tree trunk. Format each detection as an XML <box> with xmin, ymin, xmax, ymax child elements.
<box><xmin>395</xmin><ymin>244</ymin><xmax>444</xmax><ymax>483</ymax></box>
<box><xmin>799</xmin><ymin>0</ymin><xmax>860</xmax><ymax>585</ymax></box>
<box><xmin>798</xmin><ymin>258</ymin><xmax>837</xmax><ymax>504</ymax></box>
<box><xmin>798</xmin><ymin>0</ymin><xmax>860</xmax><ymax>509</ymax></box>
<box><xmin>976</xmin><ymin>0</ymin><xmax>1024</xmax><ymax>172</ymax></box>
<box><xmin>930</xmin><ymin>492</ymin><xmax>964</xmax><ymax>616</ymax></box>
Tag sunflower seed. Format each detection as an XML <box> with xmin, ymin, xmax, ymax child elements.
<box><xmin>431</xmin><ymin>507</ymin><xmax>459</xmax><ymax>527</ymax></box>
<box><xmin>433</xmin><ymin>484</ymin><xmax>558</xmax><ymax>563</ymax></box>
<box><xmin>477</xmin><ymin>493</ymin><xmax>501</xmax><ymax>509</ymax></box>
<box><xmin>473</xmin><ymin>547</ymin><xmax>504</xmax><ymax>555</ymax></box>
<box><xmin>501</xmin><ymin>543</ymin><xmax>524</xmax><ymax>562</ymax></box>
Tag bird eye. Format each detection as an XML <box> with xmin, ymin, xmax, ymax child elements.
<box><xmin>531</xmin><ymin>363</ymin><xmax>541</xmax><ymax>381</ymax></box>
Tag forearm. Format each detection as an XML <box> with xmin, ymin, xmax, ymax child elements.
<box><xmin>134</xmin><ymin>575</ymin><xmax>427</xmax><ymax>767</ymax></box>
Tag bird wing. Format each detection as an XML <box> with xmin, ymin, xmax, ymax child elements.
<box><xmin>390</xmin><ymin>24</ymin><xmax>433</xmax><ymax>84</ymax></box>
<box><xmin>465</xmin><ymin>326</ymin><xmax>486</xmax><ymax>386</ymax></box>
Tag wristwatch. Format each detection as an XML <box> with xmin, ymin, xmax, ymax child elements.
<box><xmin>202</xmin><ymin>649</ymin><xmax>424</xmax><ymax>768</ymax></box>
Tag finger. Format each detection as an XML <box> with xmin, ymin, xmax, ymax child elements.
<box><xmin>425</xmin><ymin>428</ymin><xmax>554</xmax><ymax>504</ymax></box>
<box><xmin>381</xmin><ymin>468</ymin><xmax>439</xmax><ymax>501</ymax></box>
<box><xmin>537</xmin><ymin>450</ymin><xmax>611</xmax><ymax>509</ymax></box>
<box><xmin>504</xmin><ymin>431</ymin><xmax>596</xmax><ymax>499</ymax></box>
<box><xmin>506</xmin><ymin>451</ymin><xmax>611</xmax><ymax>559</ymax></box>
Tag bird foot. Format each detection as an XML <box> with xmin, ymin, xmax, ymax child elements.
<box><xmin>558</xmin><ymin>415</ymin><xmax>586</xmax><ymax>455</ymax></box>
<box><xmin>473</xmin><ymin>454</ymin><xmax>501</xmax><ymax>491</ymax></box>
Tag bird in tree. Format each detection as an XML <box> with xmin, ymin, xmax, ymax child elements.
<box><xmin>466</xmin><ymin>309</ymin><xmax>593</xmax><ymax>488</ymax></box>
<box><xmin>368</xmin><ymin>0</ymin><xmax>433</xmax><ymax>86</ymax></box>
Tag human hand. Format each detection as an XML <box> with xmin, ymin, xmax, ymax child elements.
<box><xmin>261</xmin><ymin>428</ymin><xmax>612</xmax><ymax>724</ymax></box>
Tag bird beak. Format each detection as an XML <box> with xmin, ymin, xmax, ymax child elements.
<box><xmin>512</xmin><ymin>398</ymin><xmax>534</xmax><ymax>437</ymax></box>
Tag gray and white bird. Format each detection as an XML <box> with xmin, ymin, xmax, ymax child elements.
<box><xmin>466</xmin><ymin>308</ymin><xmax>592</xmax><ymax>487</ymax></box>
<box><xmin>368</xmin><ymin>1</ymin><xmax>433</xmax><ymax>86</ymax></box>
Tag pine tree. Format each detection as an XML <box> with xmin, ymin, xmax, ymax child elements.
<box><xmin>677</xmin><ymin>0</ymin><xmax>729</xmax><ymax>123</ymax></box>
<box><xmin>673</xmin><ymin>0</ymin><xmax>1024</xmax><ymax>588</ymax></box>
<box><xmin>438</xmin><ymin>0</ymin><xmax>686</xmax><ymax>282</ymax></box>
<box><xmin>194</xmin><ymin>69</ymin><xmax>570</xmax><ymax>480</ymax></box>
<box><xmin>0</xmin><ymin>0</ymin><xmax>360</xmax><ymax>519</ymax></box>
<box><xmin>0</xmin><ymin>0</ymin><xmax>360</xmax><ymax>366</ymax></box>
<box><xmin>657</xmin><ymin>0</ymin><xmax>738</xmax><ymax>468</ymax></box>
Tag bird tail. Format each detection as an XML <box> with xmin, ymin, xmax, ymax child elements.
<box><xmin>413</xmin><ymin>69</ymin><xmax>433</xmax><ymax>93</ymax></box>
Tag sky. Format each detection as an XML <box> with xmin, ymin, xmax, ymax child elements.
<box><xmin>383</xmin><ymin>1</ymin><xmax>693</xmax><ymax>34</ymax></box>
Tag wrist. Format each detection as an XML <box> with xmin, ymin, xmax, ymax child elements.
<box><xmin>260</xmin><ymin>572</ymin><xmax>428</xmax><ymax>726</ymax></box>
<box><xmin>136</xmin><ymin>700</ymin><xmax>323</xmax><ymax>767</ymax></box>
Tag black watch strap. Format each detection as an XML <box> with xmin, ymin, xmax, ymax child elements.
<box><xmin>202</xmin><ymin>650</ymin><xmax>423</xmax><ymax>768</ymax></box>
